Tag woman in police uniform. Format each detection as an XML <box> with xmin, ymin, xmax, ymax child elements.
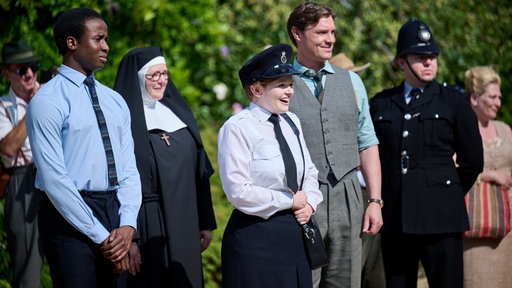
<box><xmin>218</xmin><ymin>44</ymin><xmax>323</xmax><ymax>288</ymax></box>
<box><xmin>369</xmin><ymin>18</ymin><xmax>483</xmax><ymax>288</ymax></box>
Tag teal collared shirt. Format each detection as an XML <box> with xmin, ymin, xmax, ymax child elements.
<box><xmin>292</xmin><ymin>58</ymin><xmax>379</xmax><ymax>150</ymax></box>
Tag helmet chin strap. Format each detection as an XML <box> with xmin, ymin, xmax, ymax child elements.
<box><xmin>405</xmin><ymin>56</ymin><xmax>428</xmax><ymax>84</ymax></box>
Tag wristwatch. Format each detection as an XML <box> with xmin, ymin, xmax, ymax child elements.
<box><xmin>368</xmin><ymin>198</ymin><xmax>384</xmax><ymax>208</ymax></box>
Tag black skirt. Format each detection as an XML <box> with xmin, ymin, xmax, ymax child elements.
<box><xmin>222</xmin><ymin>209</ymin><xmax>312</xmax><ymax>288</ymax></box>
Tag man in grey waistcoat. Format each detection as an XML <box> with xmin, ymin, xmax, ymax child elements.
<box><xmin>287</xmin><ymin>2</ymin><xmax>383</xmax><ymax>288</ymax></box>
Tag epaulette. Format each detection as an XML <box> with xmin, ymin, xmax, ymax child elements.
<box><xmin>442</xmin><ymin>82</ymin><xmax>467</xmax><ymax>97</ymax></box>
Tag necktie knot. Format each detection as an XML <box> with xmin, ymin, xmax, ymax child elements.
<box><xmin>410</xmin><ymin>88</ymin><xmax>421</xmax><ymax>100</ymax></box>
<box><xmin>268</xmin><ymin>113</ymin><xmax>279</xmax><ymax>125</ymax></box>
<box><xmin>84</xmin><ymin>77</ymin><xmax>95</xmax><ymax>90</ymax></box>
<box><xmin>408</xmin><ymin>88</ymin><xmax>422</xmax><ymax>106</ymax></box>
<box><xmin>304</xmin><ymin>69</ymin><xmax>324</xmax><ymax>81</ymax></box>
<box><xmin>304</xmin><ymin>70</ymin><xmax>326</xmax><ymax>100</ymax></box>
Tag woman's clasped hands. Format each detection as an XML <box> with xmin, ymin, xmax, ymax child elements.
<box><xmin>291</xmin><ymin>190</ymin><xmax>313</xmax><ymax>225</ymax></box>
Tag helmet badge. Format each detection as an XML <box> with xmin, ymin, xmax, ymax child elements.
<box><xmin>418</xmin><ymin>25</ymin><xmax>431</xmax><ymax>43</ymax></box>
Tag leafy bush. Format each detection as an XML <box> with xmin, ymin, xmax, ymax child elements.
<box><xmin>0</xmin><ymin>0</ymin><xmax>511</xmax><ymax>286</ymax></box>
<box><xmin>0</xmin><ymin>200</ymin><xmax>12</xmax><ymax>285</ymax></box>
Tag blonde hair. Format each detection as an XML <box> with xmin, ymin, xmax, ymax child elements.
<box><xmin>464</xmin><ymin>66</ymin><xmax>501</xmax><ymax>97</ymax></box>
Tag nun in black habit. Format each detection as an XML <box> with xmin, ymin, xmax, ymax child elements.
<box><xmin>113</xmin><ymin>47</ymin><xmax>216</xmax><ymax>288</ymax></box>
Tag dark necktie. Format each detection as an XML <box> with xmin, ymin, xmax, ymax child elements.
<box><xmin>304</xmin><ymin>70</ymin><xmax>326</xmax><ymax>103</ymax></box>
<box><xmin>84</xmin><ymin>77</ymin><xmax>119</xmax><ymax>187</ymax></box>
<box><xmin>408</xmin><ymin>88</ymin><xmax>422</xmax><ymax>106</ymax></box>
<box><xmin>269</xmin><ymin>114</ymin><xmax>298</xmax><ymax>193</ymax></box>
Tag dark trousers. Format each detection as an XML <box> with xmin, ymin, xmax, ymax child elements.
<box><xmin>5</xmin><ymin>164</ymin><xmax>42</xmax><ymax>288</ymax></box>
<box><xmin>38</xmin><ymin>190</ymin><xmax>120</xmax><ymax>288</ymax></box>
<box><xmin>381</xmin><ymin>233</ymin><xmax>463</xmax><ymax>288</ymax></box>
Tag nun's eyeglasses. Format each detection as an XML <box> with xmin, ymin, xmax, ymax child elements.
<box><xmin>11</xmin><ymin>63</ymin><xmax>39</xmax><ymax>77</ymax></box>
<box><xmin>145</xmin><ymin>71</ymin><xmax>169</xmax><ymax>82</ymax></box>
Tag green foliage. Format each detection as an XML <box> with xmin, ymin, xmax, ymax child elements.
<box><xmin>0</xmin><ymin>200</ymin><xmax>11</xmax><ymax>283</ymax></box>
<box><xmin>321</xmin><ymin>0</ymin><xmax>512</xmax><ymax>121</ymax></box>
<box><xmin>1</xmin><ymin>0</ymin><xmax>511</xmax><ymax>286</ymax></box>
<box><xmin>200</xmin><ymin>125</ymin><xmax>230</xmax><ymax>288</ymax></box>
<box><xmin>1</xmin><ymin>0</ymin><xmax>510</xmax><ymax>123</ymax></box>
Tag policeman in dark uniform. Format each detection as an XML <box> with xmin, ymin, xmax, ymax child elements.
<box><xmin>369</xmin><ymin>18</ymin><xmax>483</xmax><ymax>288</ymax></box>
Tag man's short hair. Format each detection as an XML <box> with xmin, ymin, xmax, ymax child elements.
<box><xmin>53</xmin><ymin>8</ymin><xmax>105</xmax><ymax>55</ymax></box>
<box><xmin>287</xmin><ymin>2</ymin><xmax>336</xmax><ymax>47</ymax></box>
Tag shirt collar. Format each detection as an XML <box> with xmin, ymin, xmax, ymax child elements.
<box><xmin>292</xmin><ymin>57</ymin><xmax>334</xmax><ymax>77</ymax></box>
<box><xmin>403</xmin><ymin>81</ymin><xmax>425</xmax><ymax>97</ymax></box>
<box><xmin>248</xmin><ymin>102</ymin><xmax>275</xmax><ymax>123</ymax></box>
<box><xmin>7</xmin><ymin>86</ymin><xmax>29</xmax><ymax>108</ymax></box>
<box><xmin>59</xmin><ymin>64</ymin><xmax>92</xmax><ymax>88</ymax></box>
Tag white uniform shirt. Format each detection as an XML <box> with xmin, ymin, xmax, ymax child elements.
<box><xmin>218</xmin><ymin>102</ymin><xmax>323</xmax><ymax>219</ymax></box>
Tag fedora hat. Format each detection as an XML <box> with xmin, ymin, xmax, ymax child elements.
<box><xmin>1</xmin><ymin>40</ymin><xmax>40</xmax><ymax>65</ymax></box>
<box><xmin>329</xmin><ymin>53</ymin><xmax>370</xmax><ymax>72</ymax></box>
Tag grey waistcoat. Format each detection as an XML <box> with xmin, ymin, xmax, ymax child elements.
<box><xmin>290</xmin><ymin>67</ymin><xmax>360</xmax><ymax>182</ymax></box>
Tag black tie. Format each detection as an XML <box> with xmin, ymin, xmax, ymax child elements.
<box><xmin>408</xmin><ymin>88</ymin><xmax>421</xmax><ymax>106</ymax></box>
<box><xmin>84</xmin><ymin>77</ymin><xmax>119</xmax><ymax>187</ymax></box>
<box><xmin>304</xmin><ymin>70</ymin><xmax>326</xmax><ymax>103</ymax></box>
<box><xmin>269</xmin><ymin>114</ymin><xmax>298</xmax><ymax>193</ymax></box>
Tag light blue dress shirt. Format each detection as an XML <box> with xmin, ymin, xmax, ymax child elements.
<box><xmin>26</xmin><ymin>65</ymin><xmax>141</xmax><ymax>244</ymax></box>
<box><xmin>292</xmin><ymin>59</ymin><xmax>379</xmax><ymax>150</ymax></box>
<box><xmin>218</xmin><ymin>103</ymin><xmax>323</xmax><ymax>219</ymax></box>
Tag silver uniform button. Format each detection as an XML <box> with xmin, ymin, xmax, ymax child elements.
<box><xmin>446</xmin><ymin>180</ymin><xmax>451</xmax><ymax>185</ymax></box>
<box><xmin>402</xmin><ymin>130</ymin><xmax>409</xmax><ymax>138</ymax></box>
<box><xmin>404</xmin><ymin>113</ymin><xmax>412</xmax><ymax>120</ymax></box>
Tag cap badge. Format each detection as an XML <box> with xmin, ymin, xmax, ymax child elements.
<box><xmin>417</xmin><ymin>25</ymin><xmax>431</xmax><ymax>43</ymax></box>
<box><xmin>280</xmin><ymin>51</ymin><xmax>287</xmax><ymax>64</ymax></box>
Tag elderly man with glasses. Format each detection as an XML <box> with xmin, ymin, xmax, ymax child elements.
<box><xmin>0</xmin><ymin>39</ymin><xmax>43</xmax><ymax>288</ymax></box>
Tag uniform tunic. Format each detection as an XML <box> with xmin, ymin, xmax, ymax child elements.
<box><xmin>370</xmin><ymin>80</ymin><xmax>483</xmax><ymax>288</ymax></box>
<box><xmin>370</xmin><ymin>81</ymin><xmax>483</xmax><ymax>234</ymax></box>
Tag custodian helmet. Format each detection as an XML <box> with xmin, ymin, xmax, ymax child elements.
<box><xmin>396</xmin><ymin>18</ymin><xmax>440</xmax><ymax>58</ymax></box>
